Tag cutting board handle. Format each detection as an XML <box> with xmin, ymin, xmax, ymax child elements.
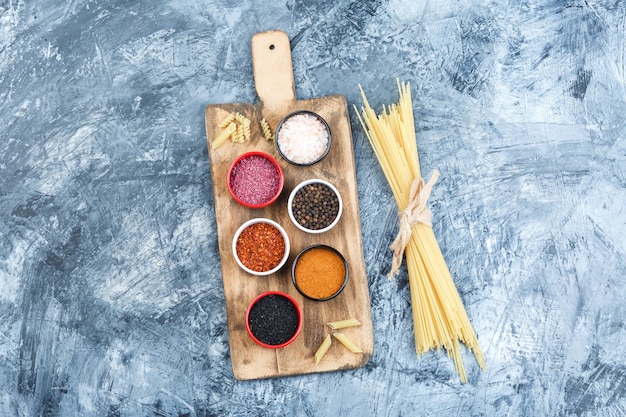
<box><xmin>252</xmin><ymin>30</ymin><xmax>296</xmax><ymax>122</ymax></box>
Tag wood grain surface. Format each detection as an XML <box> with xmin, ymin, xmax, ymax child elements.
<box><xmin>205</xmin><ymin>31</ymin><xmax>374</xmax><ymax>380</ymax></box>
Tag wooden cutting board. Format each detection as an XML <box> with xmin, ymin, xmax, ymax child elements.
<box><xmin>205</xmin><ymin>30</ymin><xmax>374</xmax><ymax>380</ymax></box>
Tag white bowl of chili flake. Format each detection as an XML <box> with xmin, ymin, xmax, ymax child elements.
<box><xmin>232</xmin><ymin>218</ymin><xmax>290</xmax><ymax>276</ymax></box>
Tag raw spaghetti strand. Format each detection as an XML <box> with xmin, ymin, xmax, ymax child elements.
<box><xmin>354</xmin><ymin>81</ymin><xmax>486</xmax><ymax>382</ymax></box>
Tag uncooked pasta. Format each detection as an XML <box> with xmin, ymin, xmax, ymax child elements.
<box><xmin>354</xmin><ymin>80</ymin><xmax>486</xmax><ymax>382</ymax></box>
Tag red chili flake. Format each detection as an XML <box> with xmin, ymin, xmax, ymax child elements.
<box><xmin>236</xmin><ymin>223</ymin><xmax>285</xmax><ymax>272</ymax></box>
<box><xmin>230</xmin><ymin>155</ymin><xmax>280</xmax><ymax>205</ymax></box>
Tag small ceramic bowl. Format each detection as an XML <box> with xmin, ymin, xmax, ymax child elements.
<box><xmin>245</xmin><ymin>291</ymin><xmax>303</xmax><ymax>349</ymax></box>
<box><xmin>291</xmin><ymin>244</ymin><xmax>349</xmax><ymax>301</ymax></box>
<box><xmin>275</xmin><ymin>110</ymin><xmax>332</xmax><ymax>166</ymax></box>
<box><xmin>287</xmin><ymin>179</ymin><xmax>343</xmax><ymax>234</ymax></box>
<box><xmin>227</xmin><ymin>151</ymin><xmax>284</xmax><ymax>209</ymax></box>
<box><xmin>232</xmin><ymin>218</ymin><xmax>290</xmax><ymax>276</ymax></box>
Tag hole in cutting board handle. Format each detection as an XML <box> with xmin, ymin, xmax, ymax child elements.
<box><xmin>269</xmin><ymin>44</ymin><xmax>275</xmax><ymax>50</ymax></box>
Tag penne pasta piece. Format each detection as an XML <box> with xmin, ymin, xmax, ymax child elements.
<box><xmin>314</xmin><ymin>334</ymin><xmax>332</xmax><ymax>365</ymax></box>
<box><xmin>326</xmin><ymin>318</ymin><xmax>361</xmax><ymax>330</ymax></box>
<box><xmin>333</xmin><ymin>333</ymin><xmax>362</xmax><ymax>353</ymax></box>
<box><xmin>211</xmin><ymin>122</ymin><xmax>237</xmax><ymax>149</ymax></box>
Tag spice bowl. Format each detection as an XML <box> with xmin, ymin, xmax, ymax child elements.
<box><xmin>275</xmin><ymin>110</ymin><xmax>332</xmax><ymax>166</ymax></box>
<box><xmin>245</xmin><ymin>291</ymin><xmax>303</xmax><ymax>349</ymax></box>
<box><xmin>227</xmin><ymin>151</ymin><xmax>284</xmax><ymax>209</ymax></box>
<box><xmin>291</xmin><ymin>244</ymin><xmax>349</xmax><ymax>301</ymax></box>
<box><xmin>232</xmin><ymin>218</ymin><xmax>290</xmax><ymax>276</ymax></box>
<box><xmin>287</xmin><ymin>179</ymin><xmax>343</xmax><ymax>234</ymax></box>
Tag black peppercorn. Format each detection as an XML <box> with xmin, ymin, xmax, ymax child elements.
<box><xmin>291</xmin><ymin>183</ymin><xmax>339</xmax><ymax>230</ymax></box>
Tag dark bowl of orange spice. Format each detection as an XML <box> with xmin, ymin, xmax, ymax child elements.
<box><xmin>291</xmin><ymin>244</ymin><xmax>348</xmax><ymax>301</ymax></box>
<box><xmin>232</xmin><ymin>218</ymin><xmax>290</xmax><ymax>276</ymax></box>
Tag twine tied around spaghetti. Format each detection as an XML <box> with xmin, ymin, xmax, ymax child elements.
<box><xmin>387</xmin><ymin>170</ymin><xmax>440</xmax><ymax>279</ymax></box>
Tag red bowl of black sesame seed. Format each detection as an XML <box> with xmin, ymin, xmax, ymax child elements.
<box><xmin>227</xmin><ymin>151</ymin><xmax>284</xmax><ymax>209</ymax></box>
<box><xmin>245</xmin><ymin>291</ymin><xmax>303</xmax><ymax>349</ymax></box>
<box><xmin>287</xmin><ymin>179</ymin><xmax>342</xmax><ymax>234</ymax></box>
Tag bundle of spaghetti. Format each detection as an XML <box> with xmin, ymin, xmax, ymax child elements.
<box><xmin>354</xmin><ymin>80</ymin><xmax>486</xmax><ymax>382</ymax></box>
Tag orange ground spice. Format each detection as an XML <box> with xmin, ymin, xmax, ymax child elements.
<box><xmin>294</xmin><ymin>247</ymin><xmax>346</xmax><ymax>299</ymax></box>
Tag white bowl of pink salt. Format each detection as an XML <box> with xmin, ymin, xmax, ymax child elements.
<box><xmin>275</xmin><ymin>110</ymin><xmax>331</xmax><ymax>166</ymax></box>
<box><xmin>227</xmin><ymin>151</ymin><xmax>284</xmax><ymax>209</ymax></box>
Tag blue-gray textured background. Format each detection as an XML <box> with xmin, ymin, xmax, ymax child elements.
<box><xmin>1</xmin><ymin>1</ymin><xmax>625</xmax><ymax>416</ymax></box>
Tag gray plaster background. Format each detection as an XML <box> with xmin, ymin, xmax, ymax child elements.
<box><xmin>1</xmin><ymin>0</ymin><xmax>625</xmax><ymax>416</ymax></box>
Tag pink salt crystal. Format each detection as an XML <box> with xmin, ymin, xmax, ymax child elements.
<box><xmin>230</xmin><ymin>155</ymin><xmax>280</xmax><ymax>206</ymax></box>
<box><xmin>277</xmin><ymin>113</ymin><xmax>329</xmax><ymax>165</ymax></box>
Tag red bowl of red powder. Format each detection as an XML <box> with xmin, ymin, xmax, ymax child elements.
<box><xmin>227</xmin><ymin>151</ymin><xmax>284</xmax><ymax>208</ymax></box>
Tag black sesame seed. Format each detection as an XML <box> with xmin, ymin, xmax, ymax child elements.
<box><xmin>248</xmin><ymin>294</ymin><xmax>299</xmax><ymax>346</ymax></box>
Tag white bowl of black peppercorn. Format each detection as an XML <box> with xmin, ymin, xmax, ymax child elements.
<box><xmin>287</xmin><ymin>179</ymin><xmax>342</xmax><ymax>234</ymax></box>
